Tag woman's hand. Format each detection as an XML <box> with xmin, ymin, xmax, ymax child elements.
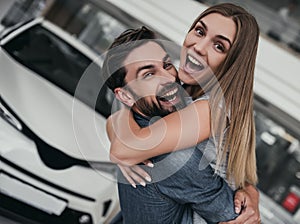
<box><xmin>118</xmin><ymin>160</ymin><xmax>153</xmax><ymax>188</ymax></box>
<box><xmin>219</xmin><ymin>184</ymin><xmax>260</xmax><ymax>224</ymax></box>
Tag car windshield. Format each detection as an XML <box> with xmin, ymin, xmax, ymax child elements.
<box><xmin>2</xmin><ymin>24</ymin><xmax>114</xmax><ymax>118</ymax></box>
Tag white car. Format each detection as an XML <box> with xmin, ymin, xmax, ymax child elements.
<box><xmin>1</xmin><ymin>0</ymin><xmax>300</xmax><ymax>223</ymax></box>
<box><xmin>0</xmin><ymin>17</ymin><xmax>120</xmax><ymax>224</ymax></box>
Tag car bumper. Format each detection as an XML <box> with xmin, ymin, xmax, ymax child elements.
<box><xmin>0</xmin><ymin>157</ymin><xmax>119</xmax><ymax>224</ymax></box>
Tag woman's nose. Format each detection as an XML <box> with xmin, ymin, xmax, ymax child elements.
<box><xmin>194</xmin><ymin>39</ymin><xmax>209</xmax><ymax>56</ymax></box>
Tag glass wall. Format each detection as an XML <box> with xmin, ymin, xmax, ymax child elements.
<box><xmin>1</xmin><ymin>0</ymin><xmax>48</xmax><ymax>27</ymax></box>
<box><xmin>0</xmin><ymin>0</ymin><xmax>128</xmax><ymax>55</ymax></box>
<box><xmin>44</xmin><ymin>0</ymin><xmax>128</xmax><ymax>54</ymax></box>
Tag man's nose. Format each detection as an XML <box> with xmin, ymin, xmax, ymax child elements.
<box><xmin>158</xmin><ymin>70</ymin><xmax>176</xmax><ymax>84</ymax></box>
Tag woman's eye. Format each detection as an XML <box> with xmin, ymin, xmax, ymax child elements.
<box><xmin>215</xmin><ymin>43</ymin><xmax>225</xmax><ymax>52</ymax></box>
<box><xmin>195</xmin><ymin>27</ymin><xmax>204</xmax><ymax>36</ymax></box>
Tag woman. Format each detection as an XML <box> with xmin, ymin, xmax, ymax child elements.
<box><xmin>107</xmin><ymin>3</ymin><xmax>260</xmax><ymax>223</ymax></box>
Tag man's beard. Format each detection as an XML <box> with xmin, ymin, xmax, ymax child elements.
<box><xmin>134</xmin><ymin>98</ymin><xmax>169</xmax><ymax>117</ymax></box>
<box><xmin>133</xmin><ymin>87</ymin><xmax>187</xmax><ymax>118</ymax></box>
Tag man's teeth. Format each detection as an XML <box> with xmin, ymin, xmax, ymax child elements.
<box><xmin>167</xmin><ymin>95</ymin><xmax>176</xmax><ymax>102</ymax></box>
<box><xmin>163</xmin><ymin>88</ymin><xmax>178</xmax><ymax>97</ymax></box>
<box><xmin>188</xmin><ymin>55</ymin><xmax>201</xmax><ymax>66</ymax></box>
<box><xmin>160</xmin><ymin>88</ymin><xmax>178</xmax><ymax>102</ymax></box>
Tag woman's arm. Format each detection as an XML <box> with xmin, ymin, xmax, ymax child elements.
<box><xmin>109</xmin><ymin>100</ymin><xmax>210</xmax><ymax>166</ymax></box>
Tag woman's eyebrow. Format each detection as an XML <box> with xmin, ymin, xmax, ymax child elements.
<box><xmin>199</xmin><ymin>21</ymin><xmax>207</xmax><ymax>31</ymax></box>
<box><xmin>200</xmin><ymin>20</ymin><xmax>232</xmax><ymax>47</ymax></box>
<box><xmin>216</xmin><ymin>35</ymin><xmax>232</xmax><ymax>47</ymax></box>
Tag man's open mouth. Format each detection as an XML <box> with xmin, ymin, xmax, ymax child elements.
<box><xmin>158</xmin><ymin>87</ymin><xmax>179</xmax><ymax>102</ymax></box>
<box><xmin>185</xmin><ymin>54</ymin><xmax>205</xmax><ymax>72</ymax></box>
<box><xmin>157</xmin><ymin>82</ymin><xmax>183</xmax><ymax>104</ymax></box>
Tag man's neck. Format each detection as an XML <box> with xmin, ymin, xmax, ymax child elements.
<box><xmin>132</xmin><ymin>110</ymin><xmax>151</xmax><ymax>128</ymax></box>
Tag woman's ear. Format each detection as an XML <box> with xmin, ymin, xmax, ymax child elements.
<box><xmin>114</xmin><ymin>87</ymin><xmax>135</xmax><ymax>107</ymax></box>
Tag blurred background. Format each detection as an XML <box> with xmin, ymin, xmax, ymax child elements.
<box><xmin>0</xmin><ymin>0</ymin><xmax>300</xmax><ymax>224</ymax></box>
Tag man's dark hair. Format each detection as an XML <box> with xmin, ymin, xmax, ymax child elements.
<box><xmin>102</xmin><ymin>26</ymin><xmax>157</xmax><ymax>91</ymax></box>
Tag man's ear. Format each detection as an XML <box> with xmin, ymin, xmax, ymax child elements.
<box><xmin>114</xmin><ymin>87</ymin><xmax>135</xmax><ymax>107</ymax></box>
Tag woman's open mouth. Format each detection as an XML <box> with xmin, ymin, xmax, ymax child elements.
<box><xmin>185</xmin><ymin>54</ymin><xmax>205</xmax><ymax>72</ymax></box>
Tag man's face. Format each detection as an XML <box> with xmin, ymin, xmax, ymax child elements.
<box><xmin>121</xmin><ymin>41</ymin><xmax>186</xmax><ymax>117</ymax></box>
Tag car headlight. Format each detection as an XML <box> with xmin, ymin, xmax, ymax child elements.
<box><xmin>0</xmin><ymin>100</ymin><xmax>22</xmax><ymax>131</ymax></box>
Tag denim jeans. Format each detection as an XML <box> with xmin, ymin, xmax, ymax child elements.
<box><xmin>114</xmin><ymin>145</ymin><xmax>238</xmax><ymax>224</ymax></box>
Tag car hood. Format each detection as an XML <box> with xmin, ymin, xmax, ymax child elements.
<box><xmin>0</xmin><ymin>50</ymin><xmax>111</xmax><ymax>162</ymax></box>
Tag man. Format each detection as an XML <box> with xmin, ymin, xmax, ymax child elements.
<box><xmin>103</xmin><ymin>27</ymin><xmax>259</xmax><ymax>224</ymax></box>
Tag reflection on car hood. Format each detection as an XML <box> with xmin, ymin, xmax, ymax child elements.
<box><xmin>0</xmin><ymin>50</ymin><xmax>110</xmax><ymax>162</ymax></box>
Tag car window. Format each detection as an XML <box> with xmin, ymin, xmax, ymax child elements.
<box><xmin>2</xmin><ymin>24</ymin><xmax>114</xmax><ymax>118</ymax></box>
<box><xmin>76</xmin><ymin>5</ymin><xmax>128</xmax><ymax>55</ymax></box>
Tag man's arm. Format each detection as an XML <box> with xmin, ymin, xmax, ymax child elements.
<box><xmin>116</xmin><ymin>157</ymin><xmax>260</xmax><ymax>224</ymax></box>
<box><xmin>150</xmin><ymin>148</ymin><xmax>237</xmax><ymax>224</ymax></box>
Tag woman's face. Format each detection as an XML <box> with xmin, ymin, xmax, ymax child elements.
<box><xmin>179</xmin><ymin>13</ymin><xmax>236</xmax><ymax>85</ymax></box>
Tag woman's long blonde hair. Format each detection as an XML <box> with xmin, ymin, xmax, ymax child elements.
<box><xmin>189</xmin><ymin>3</ymin><xmax>259</xmax><ymax>188</ymax></box>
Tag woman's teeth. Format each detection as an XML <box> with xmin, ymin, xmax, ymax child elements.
<box><xmin>186</xmin><ymin>55</ymin><xmax>204</xmax><ymax>71</ymax></box>
<box><xmin>188</xmin><ymin>55</ymin><xmax>201</xmax><ymax>65</ymax></box>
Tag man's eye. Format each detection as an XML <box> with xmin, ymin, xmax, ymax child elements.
<box><xmin>215</xmin><ymin>43</ymin><xmax>225</xmax><ymax>52</ymax></box>
<box><xmin>143</xmin><ymin>72</ymin><xmax>154</xmax><ymax>79</ymax></box>
<box><xmin>163</xmin><ymin>62</ymin><xmax>173</xmax><ymax>69</ymax></box>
